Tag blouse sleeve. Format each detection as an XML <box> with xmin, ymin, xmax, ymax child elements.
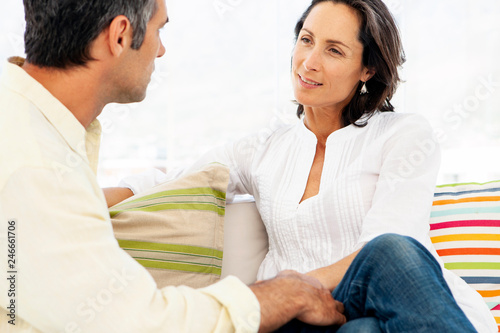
<box><xmin>119</xmin><ymin>134</ymin><xmax>261</xmax><ymax>203</ymax></box>
<box><xmin>180</xmin><ymin>134</ymin><xmax>263</xmax><ymax>203</ymax></box>
<box><xmin>355</xmin><ymin>114</ymin><xmax>441</xmax><ymax>249</ymax></box>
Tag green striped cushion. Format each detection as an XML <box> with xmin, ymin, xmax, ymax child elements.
<box><xmin>430</xmin><ymin>180</ymin><xmax>500</xmax><ymax>331</ymax></box>
<box><xmin>110</xmin><ymin>163</ymin><xmax>229</xmax><ymax>289</ymax></box>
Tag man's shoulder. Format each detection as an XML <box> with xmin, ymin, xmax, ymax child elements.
<box><xmin>0</xmin><ymin>91</ymin><xmax>66</xmax><ymax>189</ymax></box>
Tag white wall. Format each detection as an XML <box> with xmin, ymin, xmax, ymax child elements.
<box><xmin>1</xmin><ymin>0</ymin><xmax>499</xmax><ymax>186</ymax></box>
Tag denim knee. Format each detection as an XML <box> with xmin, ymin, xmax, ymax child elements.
<box><xmin>361</xmin><ymin>233</ymin><xmax>440</xmax><ymax>273</ymax></box>
<box><xmin>366</xmin><ymin>233</ymin><xmax>412</xmax><ymax>249</ymax></box>
<box><xmin>364</xmin><ymin>233</ymin><xmax>418</xmax><ymax>255</ymax></box>
<box><xmin>361</xmin><ymin>233</ymin><xmax>433</xmax><ymax>265</ymax></box>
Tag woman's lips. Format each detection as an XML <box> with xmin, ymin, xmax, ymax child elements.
<box><xmin>298</xmin><ymin>74</ymin><xmax>323</xmax><ymax>89</ymax></box>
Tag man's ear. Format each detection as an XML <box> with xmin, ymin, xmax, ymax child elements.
<box><xmin>107</xmin><ymin>15</ymin><xmax>133</xmax><ymax>57</ymax></box>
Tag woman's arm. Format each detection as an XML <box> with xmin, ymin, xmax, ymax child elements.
<box><xmin>355</xmin><ymin>114</ymin><xmax>441</xmax><ymax>246</ymax></box>
<box><xmin>309</xmin><ymin>114</ymin><xmax>441</xmax><ymax>291</ymax></box>
<box><xmin>307</xmin><ymin>249</ymin><xmax>361</xmax><ymax>292</ymax></box>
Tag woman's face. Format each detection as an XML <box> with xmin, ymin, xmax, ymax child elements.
<box><xmin>292</xmin><ymin>2</ymin><xmax>372</xmax><ymax>113</ymax></box>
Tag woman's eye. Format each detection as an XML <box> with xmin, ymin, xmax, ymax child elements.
<box><xmin>329</xmin><ymin>48</ymin><xmax>341</xmax><ymax>55</ymax></box>
<box><xmin>301</xmin><ymin>37</ymin><xmax>311</xmax><ymax>44</ymax></box>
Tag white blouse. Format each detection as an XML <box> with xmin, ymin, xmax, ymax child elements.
<box><xmin>127</xmin><ymin>111</ymin><xmax>496</xmax><ymax>332</ymax></box>
<box><xmin>190</xmin><ymin>112</ymin><xmax>441</xmax><ymax>279</ymax></box>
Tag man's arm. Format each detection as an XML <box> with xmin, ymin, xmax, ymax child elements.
<box><xmin>251</xmin><ymin>270</ymin><xmax>346</xmax><ymax>332</ymax></box>
<box><xmin>102</xmin><ymin>187</ymin><xmax>134</xmax><ymax>207</ymax></box>
<box><xmin>1</xmin><ymin>167</ymin><xmax>262</xmax><ymax>332</ymax></box>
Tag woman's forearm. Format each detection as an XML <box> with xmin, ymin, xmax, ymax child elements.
<box><xmin>307</xmin><ymin>248</ymin><xmax>361</xmax><ymax>292</ymax></box>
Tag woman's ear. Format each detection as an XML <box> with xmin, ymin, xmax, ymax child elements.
<box><xmin>362</xmin><ymin>67</ymin><xmax>376</xmax><ymax>82</ymax></box>
<box><xmin>107</xmin><ymin>15</ymin><xmax>133</xmax><ymax>57</ymax></box>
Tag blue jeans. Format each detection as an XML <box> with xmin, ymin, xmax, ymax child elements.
<box><xmin>276</xmin><ymin>234</ymin><xmax>477</xmax><ymax>333</ymax></box>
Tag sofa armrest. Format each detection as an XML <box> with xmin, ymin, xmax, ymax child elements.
<box><xmin>221</xmin><ymin>201</ymin><xmax>269</xmax><ymax>285</ymax></box>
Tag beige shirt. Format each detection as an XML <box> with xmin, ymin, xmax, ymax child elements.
<box><xmin>0</xmin><ymin>59</ymin><xmax>260</xmax><ymax>333</ymax></box>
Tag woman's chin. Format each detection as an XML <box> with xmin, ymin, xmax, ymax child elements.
<box><xmin>293</xmin><ymin>94</ymin><xmax>312</xmax><ymax>106</ymax></box>
<box><xmin>294</xmin><ymin>97</ymin><xmax>318</xmax><ymax>108</ymax></box>
<box><xmin>293</xmin><ymin>89</ymin><xmax>324</xmax><ymax>107</ymax></box>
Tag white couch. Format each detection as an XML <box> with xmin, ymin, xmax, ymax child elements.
<box><xmin>221</xmin><ymin>201</ymin><xmax>268</xmax><ymax>285</ymax></box>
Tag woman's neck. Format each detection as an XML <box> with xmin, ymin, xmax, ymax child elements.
<box><xmin>303</xmin><ymin>106</ymin><xmax>344</xmax><ymax>144</ymax></box>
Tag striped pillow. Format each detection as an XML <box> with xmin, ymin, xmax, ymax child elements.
<box><xmin>110</xmin><ymin>163</ymin><xmax>229</xmax><ymax>289</ymax></box>
<box><xmin>430</xmin><ymin>180</ymin><xmax>500</xmax><ymax>331</ymax></box>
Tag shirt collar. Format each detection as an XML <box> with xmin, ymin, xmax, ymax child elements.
<box><xmin>1</xmin><ymin>57</ymin><xmax>101</xmax><ymax>173</ymax></box>
<box><xmin>298</xmin><ymin>116</ymin><xmax>363</xmax><ymax>145</ymax></box>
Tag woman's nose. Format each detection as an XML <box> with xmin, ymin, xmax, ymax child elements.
<box><xmin>303</xmin><ymin>48</ymin><xmax>321</xmax><ymax>72</ymax></box>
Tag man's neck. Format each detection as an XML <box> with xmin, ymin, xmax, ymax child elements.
<box><xmin>21</xmin><ymin>61</ymin><xmax>105</xmax><ymax>129</ymax></box>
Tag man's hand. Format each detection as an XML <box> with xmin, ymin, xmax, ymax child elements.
<box><xmin>249</xmin><ymin>270</ymin><xmax>346</xmax><ymax>333</ymax></box>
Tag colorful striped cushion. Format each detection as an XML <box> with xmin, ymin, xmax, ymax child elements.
<box><xmin>430</xmin><ymin>180</ymin><xmax>500</xmax><ymax>331</ymax></box>
<box><xmin>110</xmin><ymin>163</ymin><xmax>229</xmax><ymax>289</ymax></box>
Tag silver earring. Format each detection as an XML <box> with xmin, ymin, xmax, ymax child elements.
<box><xmin>360</xmin><ymin>82</ymin><xmax>368</xmax><ymax>95</ymax></box>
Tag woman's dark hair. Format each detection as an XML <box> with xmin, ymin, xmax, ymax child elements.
<box><xmin>294</xmin><ymin>0</ymin><xmax>405</xmax><ymax>126</ymax></box>
<box><xmin>23</xmin><ymin>0</ymin><xmax>158</xmax><ymax>69</ymax></box>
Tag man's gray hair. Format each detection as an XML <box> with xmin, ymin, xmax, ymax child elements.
<box><xmin>23</xmin><ymin>0</ymin><xmax>159</xmax><ymax>68</ymax></box>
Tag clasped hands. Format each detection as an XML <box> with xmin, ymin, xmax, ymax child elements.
<box><xmin>250</xmin><ymin>270</ymin><xmax>346</xmax><ymax>333</ymax></box>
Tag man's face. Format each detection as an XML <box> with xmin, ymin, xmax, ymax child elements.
<box><xmin>116</xmin><ymin>0</ymin><xmax>168</xmax><ymax>103</ymax></box>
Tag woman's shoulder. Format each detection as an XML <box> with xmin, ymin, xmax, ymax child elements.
<box><xmin>371</xmin><ymin>111</ymin><xmax>430</xmax><ymax>125</ymax></box>
<box><xmin>369</xmin><ymin>111</ymin><xmax>433</xmax><ymax>133</ymax></box>
<box><xmin>360</xmin><ymin>112</ymin><xmax>436</xmax><ymax>149</ymax></box>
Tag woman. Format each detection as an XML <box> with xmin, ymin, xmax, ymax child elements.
<box><xmin>116</xmin><ymin>0</ymin><xmax>496</xmax><ymax>331</ymax></box>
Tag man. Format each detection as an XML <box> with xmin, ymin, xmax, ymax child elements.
<box><xmin>0</xmin><ymin>0</ymin><xmax>345</xmax><ymax>332</ymax></box>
